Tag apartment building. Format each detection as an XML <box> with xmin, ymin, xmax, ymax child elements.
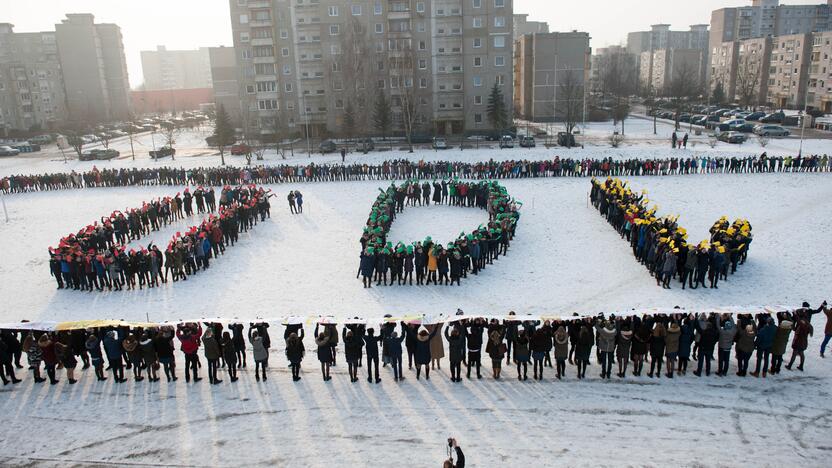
<box><xmin>710</xmin><ymin>36</ymin><xmax>772</xmax><ymax>106</ymax></box>
<box><xmin>512</xmin><ymin>13</ymin><xmax>547</xmax><ymax>41</ymax></box>
<box><xmin>54</xmin><ymin>13</ymin><xmax>131</xmax><ymax>123</ymax></box>
<box><xmin>141</xmin><ymin>46</ymin><xmax>214</xmax><ymax>91</ymax></box>
<box><xmin>709</xmin><ymin>0</ymin><xmax>832</xmax><ymax>83</ymax></box>
<box><xmin>590</xmin><ymin>45</ymin><xmax>638</xmax><ymax>93</ymax></box>
<box><xmin>0</xmin><ymin>23</ymin><xmax>67</xmax><ymax>135</ymax></box>
<box><xmin>513</xmin><ymin>31</ymin><xmax>591</xmax><ymax>121</ymax></box>
<box><xmin>208</xmin><ymin>46</ymin><xmax>243</xmax><ymax>123</ymax></box>
<box><xmin>227</xmin><ymin>0</ymin><xmax>514</xmax><ymax>138</ymax></box>
<box><xmin>808</xmin><ymin>31</ymin><xmax>832</xmax><ymax>111</ymax></box>
<box><xmin>767</xmin><ymin>33</ymin><xmax>812</xmax><ymax>108</ymax></box>
<box><xmin>639</xmin><ymin>48</ymin><xmax>705</xmax><ymax>94</ymax></box>
<box><xmin>627</xmin><ymin>24</ymin><xmax>709</xmax><ymax>91</ymax></box>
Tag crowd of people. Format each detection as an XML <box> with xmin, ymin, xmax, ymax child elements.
<box><xmin>48</xmin><ymin>185</ymin><xmax>273</xmax><ymax>292</ymax></box>
<box><xmin>358</xmin><ymin>180</ymin><xmax>520</xmax><ymax>287</ymax></box>
<box><xmin>591</xmin><ymin>178</ymin><xmax>752</xmax><ymax>289</ymax></box>
<box><xmin>3</xmin><ymin>151</ymin><xmax>830</xmax><ymax>194</ymax></box>
<box><xmin>1</xmin><ymin>302</ymin><xmax>828</xmax><ymax>387</ymax></box>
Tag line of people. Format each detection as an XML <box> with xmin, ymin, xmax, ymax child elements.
<box><xmin>3</xmin><ymin>151</ymin><xmax>830</xmax><ymax>194</ymax></box>
<box><xmin>591</xmin><ymin>177</ymin><xmax>752</xmax><ymax>289</ymax></box>
<box><xmin>358</xmin><ymin>180</ymin><xmax>520</xmax><ymax>287</ymax></box>
<box><xmin>48</xmin><ymin>185</ymin><xmax>273</xmax><ymax>292</ymax></box>
<box><xmin>3</xmin><ymin>302</ymin><xmax>827</xmax><ymax>387</ymax></box>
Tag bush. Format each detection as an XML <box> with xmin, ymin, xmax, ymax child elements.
<box><xmin>708</xmin><ymin>135</ymin><xmax>718</xmax><ymax>148</ymax></box>
<box><xmin>608</xmin><ymin>134</ymin><xmax>625</xmax><ymax>148</ymax></box>
<box><xmin>758</xmin><ymin>135</ymin><xmax>770</xmax><ymax>147</ymax></box>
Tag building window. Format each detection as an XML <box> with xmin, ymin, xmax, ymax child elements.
<box><xmin>493</xmin><ymin>36</ymin><xmax>505</xmax><ymax>48</ymax></box>
<box><xmin>494</xmin><ymin>0</ymin><xmax>505</xmax><ymax>7</ymax></box>
<box><xmin>352</xmin><ymin>5</ymin><xmax>362</xmax><ymax>15</ymax></box>
<box><xmin>254</xmin><ymin>45</ymin><xmax>274</xmax><ymax>57</ymax></box>
<box><xmin>331</xmin><ymin>44</ymin><xmax>341</xmax><ymax>54</ymax></box>
<box><xmin>285</xmin><ymin>83</ymin><xmax>293</xmax><ymax>92</ymax></box>
<box><xmin>473</xmin><ymin>0</ymin><xmax>481</xmax><ymax>7</ymax></box>
<box><xmin>280</xmin><ymin>30</ymin><xmax>289</xmax><ymax>39</ymax></box>
<box><xmin>474</xmin><ymin>113</ymin><xmax>483</xmax><ymax>123</ymax></box>
<box><xmin>241</xmin><ymin>48</ymin><xmax>252</xmax><ymax>59</ymax></box>
<box><xmin>473</xmin><ymin>17</ymin><xmax>482</xmax><ymax>28</ymax></box>
<box><xmin>496</xmin><ymin>74</ymin><xmax>505</xmax><ymax>85</ymax></box>
<box><xmin>419</xmin><ymin>40</ymin><xmax>426</xmax><ymax>50</ymax></box>
<box><xmin>328</xmin><ymin>6</ymin><xmax>339</xmax><ymax>16</ymax></box>
<box><xmin>377</xmin><ymin>60</ymin><xmax>385</xmax><ymax>71</ymax></box>
<box><xmin>494</xmin><ymin>16</ymin><xmax>505</xmax><ymax>28</ymax></box>
<box><xmin>283</xmin><ymin>64</ymin><xmax>292</xmax><ymax>75</ymax></box>
<box><xmin>416</xmin><ymin>2</ymin><xmax>425</xmax><ymax>12</ymax></box>
<box><xmin>256</xmin><ymin>81</ymin><xmax>277</xmax><ymax>92</ymax></box>
<box><xmin>281</xmin><ymin>47</ymin><xmax>289</xmax><ymax>57</ymax></box>
<box><xmin>330</xmin><ymin>25</ymin><xmax>340</xmax><ymax>35</ymax></box>
<box><xmin>419</xmin><ymin>59</ymin><xmax>427</xmax><ymax>69</ymax></box>
<box><xmin>473</xmin><ymin>38</ymin><xmax>482</xmax><ymax>48</ymax></box>
<box><xmin>377</xmin><ymin>79</ymin><xmax>385</xmax><ymax>88</ymax></box>
<box><xmin>246</xmin><ymin>85</ymin><xmax>255</xmax><ymax>94</ymax></box>
<box><xmin>335</xmin><ymin>99</ymin><xmax>344</xmax><ymax>109</ymax></box>
<box><xmin>240</xmin><ymin>32</ymin><xmax>250</xmax><ymax>43</ymax></box>
<box><xmin>419</xmin><ymin>78</ymin><xmax>428</xmax><ymax>88</ymax></box>
<box><xmin>374</xmin><ymin>2</ymin><xmax>383</xmax><ymax>15</ymax></box>
<box><xmin>495</xmin><ymin>56</ymin><xmax>505</xmax><ymax>66</ymax></box>
<box><xmin>258</xmin><ymin>99</ymin><xmax>278</xmax><ymax>110</ymax></box>
<box><xmin>473</xmin><ymin>76</ymin><xmax>482</xmax><ymax>87</ymax></box>
<box><xmin>239</xmin><ymin>14</ymin><xmax>249</xmax><ymax>24</ymax></box>
<box><xmin>473</xmin><ymin>56</ymin><xmax>482</xmax><ymax>67</ymax></box>
<box><xmin>417</xmin><ymin>22</ymin><xmax>426</xmax><ymax>32</ymax></box>
<box><xmin>375</xmin><ymin>23</ymin><xmax>384</xmax><ymax>33</ymax></box>
<box><xmin>474</xmin><ymin>95</ymin><xmax>482</xmax><ymax>105</ymax></box>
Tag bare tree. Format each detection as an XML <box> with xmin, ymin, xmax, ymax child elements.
<box><xmin>332</xmin><ymin>17</ymin><xmax>373</xmax><ymax>144</ymax></box>
<box><xmin>665</xmin><ymin>61</ymin><xmax>701</xmax><ymax>130</ymax></box>
<box><xmin>600</xmin><ymin>50</ymin><xmax>638</xmax><ymax>134</ymax></box>
<box><xmin>389</xmin><ymin>45</ymin><xmax>422</xmax><ymax>152</ymax></box>
<box><xmin>160</xmin><ymin>122</ymin><xmax>178</xmax><ymax>161</ymax></box>
<box><xmin>557</xmin><ymin>70</ymin><xmax>585</xmax><ymax>138</ymax></box>
<box><xmin>735</xmin><ymin>54</ymin><xmax>763</xmax><ymax>110</ymax></box>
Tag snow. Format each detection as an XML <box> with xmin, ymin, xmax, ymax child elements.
<box><xmin>1</xmin><ymin>125</ymin><xmax>832</xmax><ymax>466</ymax></box>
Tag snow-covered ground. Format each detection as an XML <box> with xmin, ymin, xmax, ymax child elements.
<box><xmin>1</xmin><ymin>125</ymin><xmax>831</xmax><ymax>466</ymax></box>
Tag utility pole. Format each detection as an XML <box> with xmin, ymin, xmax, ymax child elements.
<box><xmin>799</xmin><ymin>78</ymin><xmax>812</xmax><ymax>157</ymax></box>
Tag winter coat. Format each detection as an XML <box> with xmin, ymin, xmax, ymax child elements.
<box><xmin>771</xmin><ymin>320</ymin><xmax>793</xmax><ymax>356</ymax></box>
<box><xmin>791</xmin><ymin>320</ymin><xmax>813</xmax><ymax>351</ymax></box>
<box><xmin>485</xmin><ymin>331</ymin><xmax>505</xmax><ymax>361</ymax></box>
<box><xmin>649</xmin><ymin>324</ymin><xmax>666</xmax><ymax>357</ymax></box>
<box><xmin>665</xmin><ymin>323</ymin><xmax>681</xmax><ymax>355</ymax></box>
<box><xmin>428</xmin><ymin>324</ymin><xmax>445</xmax><ymax>360</ymax></box>
<box><xmin>514</xmin><ymin>335</ymin><xmax>531</xmax><ymax>363</ymax></box>
<box><xmin>222</xmin><ymin>337</ymin><xmax>237</xmax><ymax>365</ymax></box>
<box><xmin>553</xmin><ymin>328</ymin><xmax>569</xmax><ymax>360</ymax></box>
<box><xmin>343</xmin><ymin>331</ymin><xmax>364</xmax><ymax>363</ymax></box>
<box><xmin>575</xmin><ymin>326</ymin><xmax>594</xmax><ymax>361</ymax></box>
<box><xmin>736</xmin><ymin>324</ymin><xmax>757</xmax><ymax>354</ymax></box>
<box><xmin>285</xmin><ymin>335</ymin><xmax>305</xmax><ymax>364</ymax></box>
<box><xmin>616</xmin><ymin>330</ymin><xmax>633</xmax><ymax>359</ymax></box>
<box><xmin>755</xmin><ymin>322</ymin><xmax>776</xmax><ymax>351</ymax></box>
<box><xmin>140</xmin><ymin>338</ymin><xmax>157</xmax><ymax>364</ymax></box>
<box><xmin>717</xmin><ymin>320</ymin><xmax>738</xmax><ymax>351</ymax></box>
<box><xmin>123</xmin><ymin>336</ymin><xmax>142</xmax><ymax>364</ymax></box>
<box><xmin>413</xmin><ymin>327</ymin><xmax>437</xmax><ymax>365</ymax></box>
<box><xmin>824</xmin><ymin>308</ymin><xmax>832</xmax><ymax>335</ymax></box>
<box><xmin>86</xmin><ymin>335</ymin><xmax>103</xmax><ymax>363</ymax></box>
<box><xmin>383</xmin><ymin>331</ymin><xmax>406</xmax><ymax>358</ymax></box>
<box><xmin>530</xmin><ymin>328</ymin><xmax>551</xmax><ymax>353</ymax></box>
<box><xmin>595</xmin><ymin>323</ymin><xmax>617</xmax><ymax>353</ymax></box>
<box><xmin>203</xmin><ymin>334</ymin><xmax>221</xmax><ymax>360</ymax></box>
<box><xmin>251</xmin><ymin>335</ymin><xmax>269</xmax><ymax>362</ymax></box>
<box><xmin>359</xmin><ymin>253</ymin><xmax>375</xmax><ymax>277</ymax></box>
<box><xmin>153</xmin><ymin>334</ymin><xmax>174</xmax><ymax>360</ymax></box>
<box><xmin>102</xmin><ymin>333</ymin><xmax>123</xmax><ymax>363</ymax></box>
<box><xmin>632</xmin><ymin>323</ymin><xmax>651</xmax><ymax>355</ymax></box>
<box><xmin>445</xmin><ymin>326</ymin><xmax>465</xmax><ymax>363</ymax></box>
<box><xmin>176</xmin><ymin>325</ymin><xmax>202</xmax><ymax>355</ymax></box>
<box><xmin>699</xmin><ymin>321</ymin><xmax>719</xmax><ymax>355</ymax></box>
<box><xmin>678</xmin><ymin>322</ymin><xmax>694</xmax><ymax>358</ymax></box>
<box><xmin>363</xmin><ymin>333</ymin><xmax>381</xmax><ymax>358</ymax></box>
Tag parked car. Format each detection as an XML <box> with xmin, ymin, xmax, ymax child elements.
<box><xmin>718</xmin><ymin>131</ymin><xmax>747</xmax><ymax>144</ymax></box>
<box><xmin>557</xmin><ymin>132</ymin><xmax>576</xmax><ymax>147</ymax></box>
<box><xmin>519</xmin><ymin>136</ymin><xmax>536</xmax><ymax>148</ymax></box>
<box><xmin>736</xmin><ymin>123</ymin><xmax>757</xmax><ymax>133</ymax></box>
<box><xmin>432</xmin><ymin>137</ymin><xmax>448</xmax><ymax>150</ymax></box>
<box><xmin>149</xmin><ymin>146</ymin><xmax>176</xmax><ymax>159</ymax></box>
<box><xmin>533</xmin><ymin>128</ymin><xmax>548</xmax><ymax>137</ymax></box>
<box><xmin>678</xmin><ymin>114</ymin><xmax>691</xmax><ymax>123</ymax></box>
<box><xmin>760</xmin><ymin>112</ymin><xmax>785</xmax><ymax>123</ymax></box>
<box><xmin>692</xmin><ymin>115</ymin><xmax>708</xmax><ymax>126</ymax></box>
<box><xmin>745</xmin><ymin>111</ymin><xmax>766</xmax><ymax>121</ymax></box>
<box><xmin>319</xmin><ymin>139</ymin><xmax>337</xmax><ymax>153</ymax></box>
<box><xmin>356</xmin><ymin>138</ymin><xmax>375</xmax><ymax>153</ymax></box>
<box><xmin>754</xmin><ymin>124</ymin><xmax>790</xmax><ymax>137</ymax></box>
<box><xmin>29</xmin><ymin>135</ymin><xmax>53</xmax><ymax>145</ymax></box>
<box><xmin>95</xmin><ymin>149</ymin><xmax>120</xmax><ymax>160</ymax></box>
<box><xmin>230</xmin><ymin>144</ymin><xmax>252</xmax><ymax>155</ymax></box>
<box><xmin>0</xmin><ymin>145</ymin><xmax>20</xmax><ymax>156</ymax></box>
<box><xmin>724</xmin><ymin>118</ymin><xmax>746</xmax><ymax>130</ymax></box>
<box><xmin>499</xmin><ymin>135</ymin><xmax>515</xmax><ymax>148</ymax></box>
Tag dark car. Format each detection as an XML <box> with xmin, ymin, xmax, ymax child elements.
<box><xmin>149</xmin><ymin>146</ymin><xmax>175</xmax><ymax>159</ymax></box>
<box><xmin>678</xmin><ymin>114</ymin><xmax>691</xmax><ymax>123</ymax></box>
<box><xmin>736</xmin><ymin>123</ymin><xmax>757</xmax><ymax>133</ymax></box>
<box><xmin>760</xmin><ymin>112</ymin><xmax>785</xmax><ymax>123</ymax></box>
<box><xmin>319</xmin><ymin>139</ymin><xmax>337</xmax><ymax>153</ymax></box>
<box><xmin>557</xmin><ymin>132</ymin><xmax>576</xmax><ymax>147</ymax></box>
<box><xmin>718</xmin><ymin>131</ymin><xmax>747</xmax><ymax>144</ymax></box>
<box><xmin>745</xmin><ymin>111</ymin><xmax>765</xmax><ymax>121</ymax></box>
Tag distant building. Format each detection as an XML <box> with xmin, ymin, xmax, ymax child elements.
<box><xmin>767</xmin><ymin>33</ymin><xmax>813</xmax><ymax>108</ymax></box>
<box><xmin>627</xmin><ymin>24</ymin><xmax>709</xmax><ymax>92</ymax></box>
<box><xmin>590</xmin><ymin>45</ymin><xmax>639</xmax><ymax>94</ymax></box>
<box><xmin>140</xmin><ymin>46</ymin><xmax>213</xmax><ymax>91</ymax></box>
<box><xmin>640</xmin><ymin>48</ymin><xmax>705</xmax><ymax>95</ymax></box>
<box><xmin>513</xmin><ymin>31</ymin><xmax>591</xmax><ymax>121</ymax></box>
<box><xmin>208</xmin><ymin>46</ymin><xmax>241</xmax><ymax>125</ymax></box>
<box><xmin>513</xmin><ymin>13</ymin><xmax>548</xmax><ymax>41</ymax></box>
<box><xmin>808</xmin><ymin>31</ymin><xmax>832</xmax><ymax>112</ymax></box>
<box><xmin>709</xmin><ymin>37</ymin><xmax>772</xmax><ymax>107</ymax></box>
<box><xmin>0</xmin><ymin>23</ymin><xmax>67</xmax><ymax>135</ymax></box>
<box><xmin>131</xmin><ymin>88</ymin><xmax>214</xmax><ymax>115</ymax></box>
<box><xmin>54</xmin><ymin>13</ymin><xmax>131</xmax><ymax>123</ymax></box>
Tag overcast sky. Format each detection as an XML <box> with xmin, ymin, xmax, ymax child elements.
<box><xmin>3</xmin><ymin>0</ymin><xmax>825</xmax><ymax>88</ymax></box>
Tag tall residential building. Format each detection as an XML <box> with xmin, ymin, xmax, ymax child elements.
<box><xmin>208</xmin><ymin>46</ymin><xmax>242</xmax><ymax>124</ymax></box>
<box><xmin>709</xmin><ymin>0</ymin><xmax>832</xmax><ymax>83</ymax></box>
<box><xmin>227</xmin><ymin>0</ymin><xmax>514</xmax><ymax>138</ymax></box>
<box><xmin>140</xmin><ymin>46</ymin><xmax>214</xmax><ymax>90</ymax></box>
<box><xmin>627</xmin><ymin>24</ymin><xmax>709</xmax><ymax>91</ymax></box>
<box><xmin>512</xmin><ymin>13</ymin><xmax>547</xmax><ymax>41</ymax></box>
<box><xmin>639</xmin><ymin>48</ymin><xmax>705</xmax><ymax>94</ymax></box>
<box><xmin>709</xmin><ymin>36</ymin><xmax>772</xmax><ymax>106</ymax></box>
<box><xmin>513</xmin><ymin>31</ymin><xmax>591</xmax><ymax>121</ymax></box>
<box><xmin>808</xmin><ymin>31</ymin><xmax>832</xmax><ymax>112</ymax></box>
<box><xmin>54</xmin><ymin>13</ymin><xmax>131</xmax><ymax>123</ymax></box>
<box><xmin>590</xmin><ymin>45</ymin><xmax>639</xmax><ymax>93</ymax></box>
<box><xmin>0</xmin><ymin>23</ymin><xmax>67</xmax><ymax>135</ymax></box>
<box><xmin>767</xmin><ymin>33</ymin><xmax>813</xmax><ymax>108</ymax></box>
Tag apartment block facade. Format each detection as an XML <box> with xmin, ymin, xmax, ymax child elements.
<box><xmin>710</xmin><ymin>37</ymin><xmax>772</xmax><ymax>106</ymax></box>
<box><xmin>208</xmin><ymin>46</ymin><xmax>243</xmax><ymax>122</ymax></box>
<box><xmin>227</xmin><ymin>0</ymin><xmax>513</xmax><ymax>138</ymax></box>
<box><xmin>626</xmin><ymin>24</ymin><xmax>709</xmax><ymax>92</ymax></box>
<box><xmin>512</xmin><ymin>13</ymin><xmax>547</xmax><ymax>41</ymax></box>
<box><xmin>141</xmin><ymin>46</ymin><xmax>214</xmax><ymax>91</ymax></box>
<box><xmin>0</xmin><ymin>23</ymin><xmax>67</xmax><ymax>135</ymax></box>
<box><xmin>590</xmin><ymin>45</ymin><xmax>639</xmax><ymax>93</ymax></box>
<box><xmin>709</xmin><ymin>0</ymin><xmax>832</xmax><ymax>84</ymax></box>
<box><xmin>639</xmin><ymin>48</ymin><xmax>705</xmax><ymax>94</ymax></box>
<box><xmin>55</xmin><ymin>14</ymin><xmax>131</xmax><ymax>123</ymax></box>
<box><xmin>513</xmin><ymin>31</ymin><xmax>591</xmax><ymax>122</ymax></box>
<box><xmin>808</xmin><ymin>31</ymin><xmax>832</xmax><ymax>111</ymax></box>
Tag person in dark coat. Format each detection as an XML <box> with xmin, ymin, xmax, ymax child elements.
<box><xmin>383</xmin><ymin>323</ymin><xmax>407</xmax><ymax>381</ymax></box>
<box><xmin>575</xmin><ymin>322</ymin><xmax>595</xmax><ymax>379</ymax></box>
<box><xmin>0</xmin><ymin>331</ymin><xmax>21</xmax><ymax>385</ymax></box>
<box><xmin>786</xmin><ymin>314</ymin><xmax>813</xmax><ymax>371</ymax></box>
<box><xmin>750</xmin><ymin>316</ymin><xmax>776</xmax><ymax>377</ymax></box>
<box><xmin>229</xmin><ymin>323</ymin><xmax>246</xmax><ymax>368</ymax></box>
<box><xmin>631</xmin><ymin>318</ymin><xmax>651</xmax><ymax>376</ymax></box>
<box><xmin>530</xmin><ymin>325</ymin><xmax>550</xmax><ymax>380</ymax></box>
<box><xmin>286</xmin><ymin>329</ymin><xmax>305</xmax><ymax>382</ymax></box>
<box><xmin>140</xmin><ymin>331</ymin><xmax>159</xmax><ymax>382</ymax></box>
<box><xmin>513</xmin><ymin>329</ymin><xmax>531</xmax><ymax>381</ymax></box>
<box><xmin>464</xmin><ymin>319</ymin><xmax>485</xmax><ymax>379</ymax></box>
<box><xmin>445</xmin><ymin>324</ymin><xmax>465</xmax><ymax>382</ymax></box>
<box><xmin>411</xmin><ymin>325</ymin><xmax>439</xmax><ymax>380</ymax></box>
<box><xmin>154</xmin><ymin>327</ymin><xmax>177</xmax><ymax>382</ymax></box>
<box><xmin>677</xmin><ymin>316</ymin><xmax>694</xmax><ymax>375</ymax></box>
<box><xmin>103</xmin><ymin>330</ymin><xmax>127</xmax><ymax>383</ymax></box>
<box><xmin>343</xmin><ymin>327</ymin><xmax>364</xmax><ymax>383</ymax></box>
<box><xmin>693</xmin><ymin>315</ymin><xmax>718</xmax><ymax>377</ymax></box>
<box><xmin>221</xmin><ymin>331</ymin><xmax>238</xmax><ymax>382</ymax></box>
<box><xmin>360</xmin><ymin>248</ymin><xmax>375</xmax><ymax>288</ymax></box>
<box><xmin>85</xmin><ymin>333</ymin><xmax>106</xmax><ymax>381</ymax></box>
<box><xmin>314</xmin><ymin>325</ymin><xmax>332</xmax><ymax>381</ymax></box>
<box><xmin>363</xmin><ymin>328</ymin><xmax>382</xmax><ymax>383</ymax></box>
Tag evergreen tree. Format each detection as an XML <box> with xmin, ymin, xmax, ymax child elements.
<box><xmin>343</xmin><ymin>99</ymin><xmax>356</xmax><ymax>141</ymax></box>
<box><xmin>212</xmin><ymin>104</ymin><xmax>236</xmax><ymax>166</ymax></box>
<box><xmin>487</xmin><ymin>82</ymin><xmax>508</xmax><ymax>132</ymax></box>
<box><xmin>711</xmin><ymin>81</ymin><xmax>726</xmax><ymax>106</ymax></box>
<box><xmin>373</xmin><ymin>91</ymin><xmax>391</xmax><ymax>139</ymax></box>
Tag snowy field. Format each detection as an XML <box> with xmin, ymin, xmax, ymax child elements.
<box><xmin>1</xmin><ymin>120</ymin><xmax>832</xmax><ymax>467</ymax></box>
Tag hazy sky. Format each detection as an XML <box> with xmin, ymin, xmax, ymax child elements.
<box><xmin>3</xmin><ymin>0</ymin><xmax>825</xmax><ymax>88</ymax></box>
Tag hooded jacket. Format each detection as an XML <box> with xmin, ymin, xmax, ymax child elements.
<box><xmin>771</xmin><ymin>320</ymin><xmax>793</xmax><ymax>355</ymax></box>
<box><xmin>665</xmin><ymin>323</ymin><xmax>681</xmax><ymax>355</ymax></box>
<box><xmin>717</xmin><ymin>320</ymin><xmax>738</xmax><ymax>351</ymax></box>
<box><xmin>595</xmin><ymin>323</ymin><xmax>617</xmax><ymax>353</ymax></box>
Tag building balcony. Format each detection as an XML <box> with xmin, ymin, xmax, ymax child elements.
<box><xmin>248</xmin><ymin>0</ymin><xmax>271</xmax><ymax>9</ymax></box>
<box><xmin>387</xmin><ymin>30</ymin><xmax>412</xmax><ymax>37</ymax></box>
<box><xmin>300</xmin><ymin>74</ymin><xmax>325</xmax><ymax>80</ymax></box>
<box><xmin>250</xmin><ymin>19</ymin><xmax>273</xmax><ymax>28</ymax></box>
<box><xmin>253</xmin><ymin>56</ymin><xmax>276</xmax><ymax>64</ymax></box>
<box><xmin>251</xmin><ymin>37</ymin><xmax>274</xmax><ymax>46</ymax></box>
<box><xmin>388</xmin><ymin>10</ymin><xmax>411</xmax><ymax>20</ymax></box>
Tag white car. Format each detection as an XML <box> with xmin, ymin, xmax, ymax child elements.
<box><xmin>432</xmin><ymin>137</ymin><xmax>448</xmax><ymax>150</ymax></box>
<box><xmin>0</xmin><ymin>145</ymin><xmax>21</xmax><ymax>156</ymax></box>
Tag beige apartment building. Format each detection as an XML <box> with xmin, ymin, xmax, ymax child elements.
<box><xmin>54</xmin><ymin>13</ymin><xmax>131</xmax><ymax>123</ymax></box>
<box><xmin>639</xmin><ymin>48</ymin><xmax>705</xmax><ymax>94</ymax></box>
<box><xmin>227</xmin><ymin>0</ymin><xmax>514</xmax><ymax>138</ymax></box>
<box><xmin>767</xmin><ymin>33</ymin><xmax>812</xmax><ymax>108</ymax></box>
<box><xmin>513</xmin><ymin>31</ymin><xmax>591</xmax><ymax>122</ymax></box>
<box><xmin>710</xmin><ymin>37</ymin><xmax>772</xmax><ymax>106</ymax></box>
<box><xmin>209</xmin><ymin>46</ymin><xmax>242</xmax><ymax>122</ymax></box>
<box><xmin>808</xmin><ymin>31</ymin><xmax>832</xmax><ymax>112</ymax></box>
<box><xmin>0</xmin><ymin>23</ymin><xmax>67</xmax><ymax>135</ymax></box>
<box><xmin>141</xmin><ymin>46</ymin><xmax>213</xmax><ymax>91</ymax></box>
<box><xmin>512</xmin><ymin>13</ymin><xmax>547</xmax><ymax>41</ymax></box>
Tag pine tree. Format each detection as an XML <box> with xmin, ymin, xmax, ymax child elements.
<box><xmin>373</xmin><ymin>91</ymin><xmax>391</xmax><ymax>139</ymax></box>
<box><xmin>487</xmin><ymin>82</ymin><xmax>508</xmax><ymax>132</ymax></box>
<box><xmin>212</xmin><ymin>104</ymin><xmax>236</xmax><ymax>166</ymax></box>
<box><xmin>712</xmin><ymin>81</ymin><xmax>726</xmax><ymax>106</ymax></box>
<box><xmin>343</xmin><ymin>99</ymin><xmax>356</xmax><ymax>142</ymax></box>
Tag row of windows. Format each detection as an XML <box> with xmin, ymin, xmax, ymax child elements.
<box><xmin>241</xmin><ymin>35</ymin><xmax>506</xmax><ymax>56</ymax></box>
